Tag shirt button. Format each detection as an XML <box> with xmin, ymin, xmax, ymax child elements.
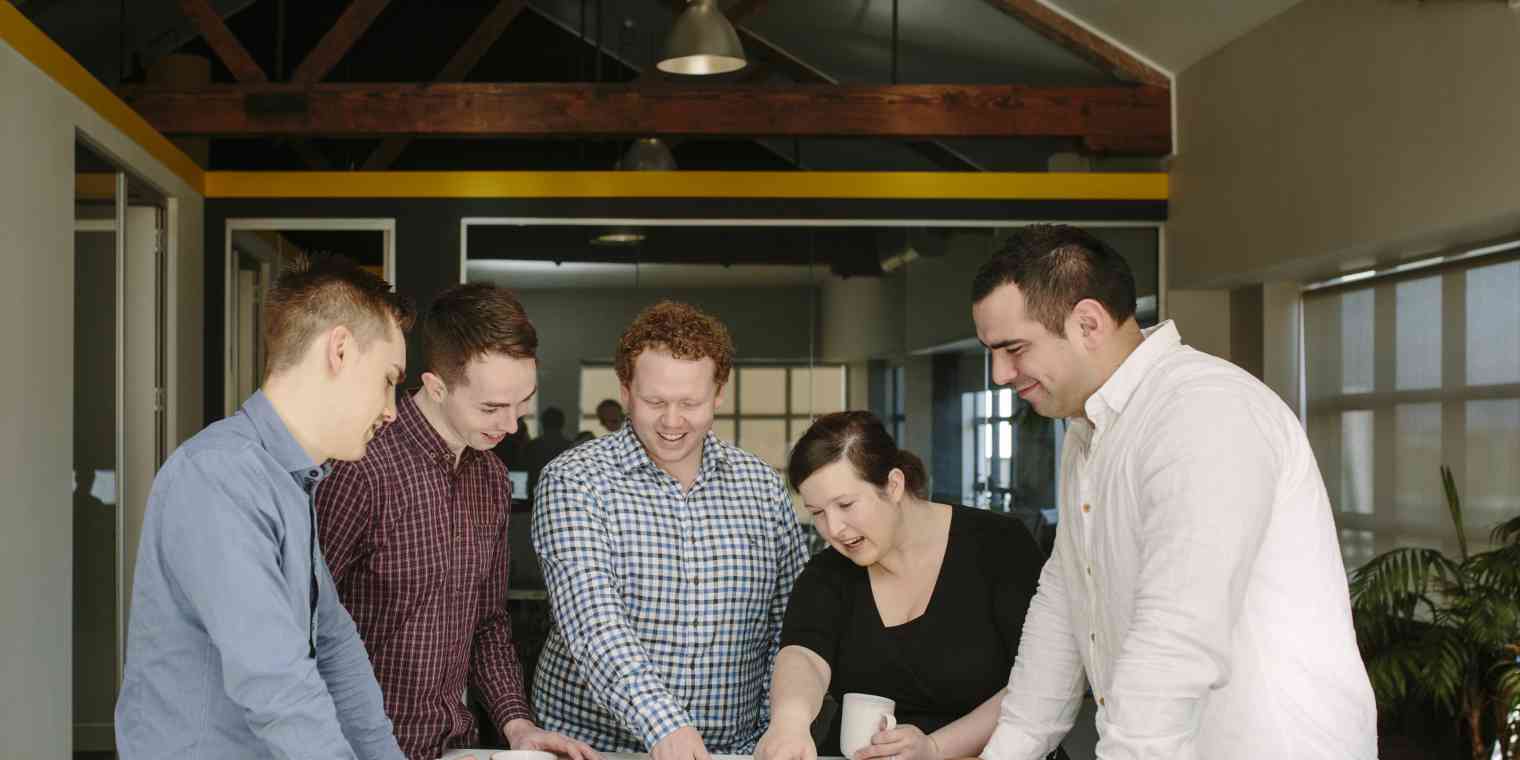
<box><xmin>1099</xmin><ymin>697</ymin><xmax>1106</xmax><ymax>706</ymax></box>
<box><xmin>1090</xmin><ymin>633</ymin><xmax>1096</xmax><ymax>643</ymax></box>
<box><xmin>1086</xmin><ymin>566</ymin><xmax>1092</xmax><ymax>576</ymax></box>
<box><xmin>1082</xmin><ymin>503</ymin><xmax>1091</xmax><ymax>513</ymax></box>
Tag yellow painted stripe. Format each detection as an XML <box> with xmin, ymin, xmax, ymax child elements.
<box><xmin>0</xmin><ymin>2</ymin><xmax>204</xmax><ymax>192</ymax></box>
<box><xmin>205</xmin><ymin>171</ymin><xmax>1168</xmax><ymax>200</ymax></box>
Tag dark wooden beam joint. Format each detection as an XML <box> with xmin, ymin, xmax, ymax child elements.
<box><xmin>122</xmin><ymin>83</ymin><xmax>1171</xmax><ymax>147</ymax></box>
<box><xmin>982</xmin><ymin>0</ymin><xmax>1169</xmax><ymax>89</ymax></box>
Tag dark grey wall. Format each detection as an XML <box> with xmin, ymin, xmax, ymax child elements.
<box><xmin>205</xmin><ymin>197</ymin><xmax>1164</xmax><ymax>421</ymax></box>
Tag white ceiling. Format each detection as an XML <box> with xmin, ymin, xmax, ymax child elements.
<box><xmin>1040</xmin><ymin>0</ymin><xmax>1306</xmax><ymax>75</ymax></box>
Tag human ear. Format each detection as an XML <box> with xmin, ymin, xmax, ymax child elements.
<box><xmin>420</xmin><ymin>371</ymin><xmax>448</xmax><ymax>401</ymax></box>
<box><xmin>886</xmin><ymin>467</ymin><xmax>906</xmax><ymax>503</ymax></box>
<box><xmin>326</xmin><ymin>326</ymin><xmax>354</xmax><ymax>376</ymax></box>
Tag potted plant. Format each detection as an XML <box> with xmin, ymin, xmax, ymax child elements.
<box><xmin>1350</xmin><ymin>466</ymin><xmax>1520</xmax><ymax>760</ymax></box>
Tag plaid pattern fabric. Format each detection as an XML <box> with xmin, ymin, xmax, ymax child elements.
<box><xmin>316</xmin><ymin>393</ymin><xmax>532</xmax><ymax>760</ymax></box>
<box><xmin>530</xmin><ymin>426</ymin><xmax>809</xmax><ymax>753</ymax></box>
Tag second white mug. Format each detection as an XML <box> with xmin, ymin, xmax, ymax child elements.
<box><xmin>839</xmin><ymin>692</ymin><xmax>897</xmax><ymax>758</ymax></box>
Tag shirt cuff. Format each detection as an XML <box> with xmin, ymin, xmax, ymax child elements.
<box><xmin>632</xmin><ymin>693</ymin><xmax>693</xmax><ymax>751</ymax></box>
<box><xmin>489</xmin><ymin>693</ymin><xmax>536</xmax><ymax>737</ymax></box>
<box><xmin>982</xmin><ymin>723</ymin><xmax>1047</xmax><ymax>760</ymax></box>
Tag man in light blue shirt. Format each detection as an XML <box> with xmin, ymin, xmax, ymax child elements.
<box><xmin>116</xmin><ymin>256</ymin><xmax>414</xmax><ymax>759</ymax></box>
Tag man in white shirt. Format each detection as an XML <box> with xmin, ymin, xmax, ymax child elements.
<box><xmin>970</xmin><ymin>225</ymin><xmax>1377</xmax><ymax>760</ymax></box>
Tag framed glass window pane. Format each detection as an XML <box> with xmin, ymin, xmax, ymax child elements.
<box><xmin>1465</xmin><ymin>399</ymin><xmax>1520</xmax><ymax>536</ymax></box>
<box><xmin>1340</xmin><ymin>410</ymin><xmax>1374</xmax><ymax>514</ymax></box>
<box><xmin>1341</xmin><ymin>290</ymin><xmax>1375</xmax><ymax>394</ymax></box>
<box><xmin>788</xmin><ymin>416</ymin><xmax>811</xmax><ymax>458</ymax></box>
<box><xmin>1340</xmin><ymin>529</ymin><xmax>1376</xmax><ymax>572</ymax></box>
<box><xmin>579</xmin><ymin>367</ymin><xmax>621</xmax><ymax>418</ymax></box>
<box><xmin>1466</xmin><ymin>260</ymin><xmax>1520</xmax><ymax>385</ymax></box>
<box><xmin>1394</xmin><ymin>277</ymin><xmax>1441</xmax><ymax>390</ymax></box>
<box><xmin>1394</xmin><ymin>403</ymin><xmax>1443</xmax><ymax>537</ymax></box>
<box><xmin>791</xmin><ymin>366</ymin><xmax>846</xmax><ymax>416</ymax></box>
<box><xmin>739</xmin><ymin>367</ymin><xmax>787</xmax><ymax>415</ymax></box>
<box><xmin>740</xmin><ymin>419</ymin><xmax>788</xmax><ymax>470</ymax></box>
<box><xmin>1303</xmin><ymin>296</ymin><xmax>1342</xmax><ymax>402</ymax></box>
<box><xmin>712</xmin><ymin>418</ymin><xmax>736</xmax><ymax>443</ymax></box>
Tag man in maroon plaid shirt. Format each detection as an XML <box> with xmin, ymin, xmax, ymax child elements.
<box><xmin>316</xmin><ymin>283</ymin><xmax>598</xmax><ymax>760</ymax></box>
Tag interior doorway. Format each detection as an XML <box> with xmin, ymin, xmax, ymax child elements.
<box><xmin>73</xmin><ymin>137</ymin><xmax>170</xmax><ymax>754</ymax></box>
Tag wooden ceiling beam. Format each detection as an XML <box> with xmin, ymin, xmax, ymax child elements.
<box><xmin>656</xmin><ymin>2</ymin><xmax>984</xmax><ymax>170</ymax></box>
<box><xmin>362</xmin><ymin>0</ymin><xmax>528</xmax><ymax>170</ymax></box>
<box><xmin>178</xmin><ymin>0</ymin><xmax>334</xmax><ymax>168</ymax></box>
<box><xmin>123</xmin><ymin>83</ymin><xmax>1170</xmax><ymax>145</ymax></box>
<box><xmin>176</xmin><ymin>0</ymin><xmax>267</xmax><ymax>83</ymax></box>
<box><xmin>290</xmin><ymin>0</ymin><xmax>393</xmax><ymax>85</ymax></box>
<box><xmin>982</xmin><ymin>0</ymin><xmax>1168</xmax><ymax>88</ymax></box>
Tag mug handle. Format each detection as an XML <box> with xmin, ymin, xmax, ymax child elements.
<box><xmin>879</xmin><ymin>715</ymin><xmax>898</xmax><ymax>733</ymax></box>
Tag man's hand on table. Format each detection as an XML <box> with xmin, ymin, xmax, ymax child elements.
<box><xmin>754</xmin><ymin>719</ymin><xmax>818</xmax><ymax>760</ymax></box>
<box><xmin>652</xmin><ymin>725</ymin><xmax>712</xmax><ymax>760</ymax></box>
<box><xmin>504</xmin><ymin>718</ymin><xmax>602</xmax><ymax>760</ymax></box>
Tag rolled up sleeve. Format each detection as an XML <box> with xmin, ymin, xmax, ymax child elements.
<box><xmin>533</xmin><ymin>469</ymin><xmax>691</xmax><ymax>748</ymax></box>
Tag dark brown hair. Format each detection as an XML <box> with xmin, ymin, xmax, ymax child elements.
<box><xmin>262</xmin><ymin>254</ymin><xmax>415</xmax><ymax>379</ymax></box>
<box><xmin>419</xmin><ymin>283</ymin><xmax>538</xmax><ymax>386</ymax></box>
<box><xmin>614</xmin><ymin>301</ymin><xmax>734</xmax><ymax>388</ymax></box>
<box><xmin>788</xmin><ymin>411</ymin><xmax>928</xmax><ymax>499</ymax></box>
<box><xmin>970</xmin><ymin>224</ymin><xmax>1137</xmax><ymax>336</ymax></box>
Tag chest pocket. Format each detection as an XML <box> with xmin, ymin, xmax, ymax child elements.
<box><xmin>371</xmin><ymin>479</ymin><xmax>450</xmax><ymax>612</ymax></box>
<box><xmin>699</xmin><ymin>500</ymin><xmax>778</xmax><ymax>625</ymax></box>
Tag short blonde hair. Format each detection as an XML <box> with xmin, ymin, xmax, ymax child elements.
<box><xmin>262</xmin><ymin>254</ymin><xmax>414</xmax><ymax>379</ymax></box>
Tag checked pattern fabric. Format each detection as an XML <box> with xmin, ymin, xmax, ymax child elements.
<box><xmin>530</xmin><ymin>426</ymin><xmax>809</xmax><ymax>753</ymax></box>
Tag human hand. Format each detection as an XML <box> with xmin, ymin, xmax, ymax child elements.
<box><xmin>852</xmin><ymin>722</ymin><xmax>941</xmax><ymax>760</ymax></box>
<box><xmin>754</xmin><ymin>720</ymin><xmax>817</xmax><ymax>760</ymax></box>
<box><xmin>651</xmin><ymin>725</ymin><xmax>711</xmax><ymax>760</ymax></box>
<box><xmin>503</xmin><ymin>719</ymin><xmax>601</xmax><ymax>760</ymax></box>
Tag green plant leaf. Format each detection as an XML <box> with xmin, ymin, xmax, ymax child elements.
<box><xmin>1442</xmin><ymin>465</ymin><xmax>1469</xmax><ymax>561</ymax></box>
<box><xmin>1493</xmin><ymin>514</ymin><xmax>1520</xmax><ymax>547</ymax></box>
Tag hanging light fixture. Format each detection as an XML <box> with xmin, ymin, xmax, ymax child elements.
<box><xmin>657</xmin><ymin>0</ymin><xmax>746</xmax><ymax>75</ymax></box>
<box><xmin>617</xmin><ymin>137</ymin><xmax>678</xmax><ymax>171</ymax></box>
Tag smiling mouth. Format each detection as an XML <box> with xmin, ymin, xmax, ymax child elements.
<box><xmin>840</xmin><ymin>536</ymin><xmax>865</xmax><ymax>551</ymax></box>
<box><xmin>1015</xmin><ymin>382</ymin><xmax>1040</xmax><ymax>398</ymax></box>
<box><xmin>656</xmin><ymin>431</ymin><xmax>687</xmax><ymax>443</ymax></box>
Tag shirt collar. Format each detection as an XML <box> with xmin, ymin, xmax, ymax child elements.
<box><xmin>393</xmin><ymin>391</ymin><xmax>477</xmax><ymax>470</ymax></box>
<box><xmin>1081</xmin><ymin>320</ymin><xmax>1182</xmax><ymax>430</ymax></box>
<box><xmin>241</xmin><ymin>389</ymin><xmax>330</xmax><ymax>484</ymax></box>
<box><xmin>611</xmin><ymin>424</ymin><xmax>730</xmax><ymax>481</ymax></box>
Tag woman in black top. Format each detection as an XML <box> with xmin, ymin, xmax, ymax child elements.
<box><xmin>756</xmin><ymin>411</ymin><xmax>1058</xmax><ymax>760</ymax></box>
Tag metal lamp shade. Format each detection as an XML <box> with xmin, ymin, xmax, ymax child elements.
<box><xmin>618</xmin><ymin>138</ymin><xmax>678</xmax><ymax>171</ymax></box>
<box><xmin>657</xmin><ymin>0</ymin><xmax>747</xmax><ymax>75</ymax></box>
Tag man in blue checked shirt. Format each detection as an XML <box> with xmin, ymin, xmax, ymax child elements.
<box><xmin>532</xmin><ymin>301</ymin><xmax>810</xmax><ymax>760</ymax></box>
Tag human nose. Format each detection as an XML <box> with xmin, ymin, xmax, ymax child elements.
<box><xmin>504</xmin><ymin>413</ymin><xmax>519</xmax><ymax>435</ymax></box>
<box><xmin>990</xmin><ymin>351</ymin><xmax>1020</xmax><ymax>387</ymax></box>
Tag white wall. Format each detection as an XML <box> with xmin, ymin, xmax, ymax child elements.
<box><xmin>1168</xmin><ymin>0</ymin><xmax>1520</xmax><ymax>289</ymax></box>
<box><xmin>0</xmin><ymin>38</ymin><xmax>203</xmax><ymax>758</ymax></box>
<box><xmin>1165</xmin><ymin>289</ymin><xmax>1233</xmax><ymax>361</ymax></box>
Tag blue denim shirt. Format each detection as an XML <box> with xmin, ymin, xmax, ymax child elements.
<box><xmin>116</xmin><ymin>391</ymin><xmax>403</xmax><ymax>760</ymax></box>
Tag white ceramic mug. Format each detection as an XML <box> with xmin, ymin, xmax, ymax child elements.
<box><xmin>840</xmin><ymin>692</ymin><xmax>897</xmax><ymax>758</ymax></box>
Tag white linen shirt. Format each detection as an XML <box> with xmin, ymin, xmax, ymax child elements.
<box><xmin>983</xmin><ymin>321</ymin><xmax>1377</xmax><ymax>760</ymax></box>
